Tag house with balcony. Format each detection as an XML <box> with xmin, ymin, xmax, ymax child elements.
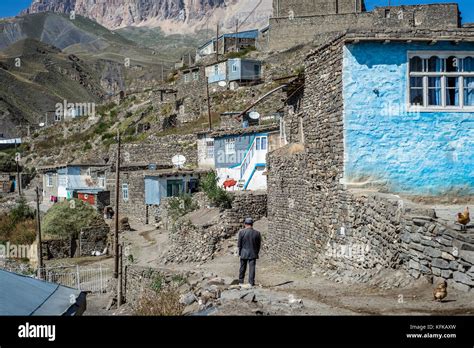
<box><xmin>204</xmin><ymin>124</ymin><xmax>282</xmax><ymax>191</ymax></box>
<box><xmin>205</xmin><ymin>58</ymin><xmax>262</xmax><ymax>87</ymax></box>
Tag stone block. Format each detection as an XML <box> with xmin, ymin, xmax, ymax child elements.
<box><xmin>453</xmin><ymin>271</ymin><xmax>474</xmax><ymax>286</ymax></box>
<box><xmin>432</xmin><ymin>258</ymin><xmax>450</xmax><ymax>270</ymax></box>
<box><xmin>432</xmin><ymin>267</ymin><xmax>441</xmax><ymax>276</ymax></box>
<box><xmin>441</xmin><ymin>252</ymin><xmax>456</xmax><ymax>261</ymax></box>
<box><xmin>424</xmin><ymin>247</ymin><xmax>442</xmax><ymax>259</ymax></box>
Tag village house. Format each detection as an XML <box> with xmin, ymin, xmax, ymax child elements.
<box><xmin>199</xmin><ymin>124</ymin><xmax>283</xmax><ymax>191</ymax></box>
<box><xmin>205</xmin><ymin>58</ymin><xmax>263</xmax><ymax>87</ymax></box>
<box><xmin>266</xmin><ymin>28</ymin><xmax>474</xmax><ymax>291</ymax></box>
<box><xmin>38</xmin><ymin>164</ymin><xmax>109</xmax><ymax>210</ymax></box>
<box><xmin>196</xmin><ymin>29</ymin><xmax>260</xmax><ymax>62</ymax></box>
<box><xmin>108</xmin><ymin>163</ymin><xmax>208</xmax><ymax>224</ymax></box>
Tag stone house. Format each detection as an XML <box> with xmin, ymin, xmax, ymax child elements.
<box><xmin>108</xmin><ymin>164</ymin><xmax>208</xmax><ymax>223</ymax></box>
<box><xmin>266</xmin><ymin>29</ymin><xmax>474</xmax><ymax>291</ymax></box>
<box><xmin>38</xmin><ymin>164</ymin><xmax>109</xmax><ymax>207</ymax></box>
<box><xmin>196</xmin><ymin>29</ymin><xmax>260</xmax><ymax>62</ymax></box>
<box><xmin>268</xmin><ymin>0</ymin><xmax>461</xmax><ymax>51</ymax></box>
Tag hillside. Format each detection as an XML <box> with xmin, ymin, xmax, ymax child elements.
<box><xmin>21</xmin><ymin>0</ymin><xmax>272</xmax><ymax>34</ymax></box>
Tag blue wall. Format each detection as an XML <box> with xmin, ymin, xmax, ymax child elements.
<box><xmin>214</xmin><ymin>134</ymin><xmax>255</xmax><ymax>168</ymax></box>
<box><xmin>343</xmin><ymin>42</ymin><xmax>474</xmax><ymax>195</ymax></box>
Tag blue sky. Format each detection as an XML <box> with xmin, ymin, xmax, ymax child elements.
<box><xmin>0</xmin><ymin>0</ymin><xmax>473</xmax><ymax>22</ymax></box>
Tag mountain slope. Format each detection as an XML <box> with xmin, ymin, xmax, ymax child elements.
<box><xmin>0</xmin><ymin>38</ymin><xmax>105</xmax><ymax>136</ymax></box>
<box><xmin>21</xmin><ymin>0</ymin><xmax>272</xmax><ymax>34</ymax></box>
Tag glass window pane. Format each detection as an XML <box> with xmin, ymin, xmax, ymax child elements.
<box><xmin>465</xmin><ymin>77</ymin><xmax>474</xmax><ymax>106</ymax></box>
<box><xmin>446</xmin><ymin>77</ymin><xmax>459</xmax><ymax>106</ymax></box>
<box><xmin>427</xmin><ymin>56</ymin><xmax>444</xmax><ymax>72</ymax></box>
<box><xmin>410</xmin><ymin>76</ymin><xmax>423</xmax><ymax>88</ymax></box>
<box><xmin>262</xmin><ymin>137</ymin><xmax>267</xmax><ymax>150</ymax></box>
<box><xmin>446</xmin><ymin>56</ymin><xmax>461</xmax><ymax>72</ymax></box>
<box><xmin>464</xmin><ymin>57</ymin><xmax>474</xmax><ymax>72</ymax></box>
<box><xmin>410</xmin><ymin>88</ymin><xmax>423</xmax><ymax>105</ymax></box>
<box><xmin>428</xmin><ymin>77</ymin><xmax>442</xmax><ymax>106</ymax></box>
<box><xmin>256</xmin><ymin>137</ymin><xmax>261</xmax><ymax>150</ymax></box>
<box><xmin>409</xmin><ymin>56</ymin><xmax>423</xmax><ymax>72</ymax></box>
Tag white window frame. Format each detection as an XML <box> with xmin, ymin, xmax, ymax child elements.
<box><xmin>224</xmin><ymin>138</ymin><xmax>236</xmax><ymax>155</ymax></box>
<box><xmin>206</xmin><ymin>140</ymin><xmax>214</xmax><ymax>159</ymax></box>
<box><xmin>193</xmin><ymin>71</ymin><xmax>199</xmax><ymax>80</ymax></box>
<box><xmin>184</xmin><ymin>73</ymin><xmax>190</xmax><ymax>83</ymax></box>
<box><xmin>407</xmin><ymin>51</ymin><xmax>474</xmax><ymax>112</ymax></box>
<box><xmin>122</xmin><ymin>183</ymin><xmax>129</xmax><ymax>202</ymax></box>
<box><xmin>46</xmin><ymin>173</ymin><xmax>53</xmax><ymax>187</ymax></box>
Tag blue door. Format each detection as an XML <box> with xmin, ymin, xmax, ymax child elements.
<box><xmin>145</xmin><ymin>177</ymin><xmax>160</xmax><ymax>205</ymax></box>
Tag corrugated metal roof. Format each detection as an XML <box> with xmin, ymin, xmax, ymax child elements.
<box><xmin>0</xmin><ymin>269</ymin><xmax>85</xmax><ymax>316</ymax></box>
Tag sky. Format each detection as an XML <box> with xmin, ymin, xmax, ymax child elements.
<box><xmin>0</xmin><ymin>0</ymin><xmax>473</xmax><ymax>22</ymax></box>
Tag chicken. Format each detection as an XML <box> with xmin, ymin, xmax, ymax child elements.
<box><xmin>433</xmin><ymin>281</ymin><xmax>448</xmax><ymax>302</ymax></box>
<box><xmin>457</xmin><ymin>207</ymin><xmax>470</xmax><ymax>231</ymax></box>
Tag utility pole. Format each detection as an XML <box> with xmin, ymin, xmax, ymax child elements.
<box><xmin>216</xmin><ymin>23</ymin><xmax>219</xmax><ymax>63</ymax></box>
<box><xmin>15</xmin><ymin>140</ymin><xmax>21</xmax><ymax>196</ymax></box>
<box><xmin>117</xmin><ymin>244</ymin><xmax>123</xmax><ymax>307</ymax></box>
<box><xmin>113</xmin><ymin>130</ymin><xmax>121</xmax><ymax>279</ymax></box>
<box><xmin>206</xmin><ymin>80</ymin><xmax>212</xmax><ymax>131</ymax></box>
<box><xmin>35</xmin><ymin>187</ymin><xmax>43</xmax><ymax>279</ymax></box>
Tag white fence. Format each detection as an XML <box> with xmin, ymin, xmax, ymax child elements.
<box><xmin>42</xmin><ymin>264</ymin><xmax>110</xmax><ymax>293</ymax></box>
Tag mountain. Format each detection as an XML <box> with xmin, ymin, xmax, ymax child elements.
<box><xmin>21</xmin><ymin>0</ymin><xmax>272</xmax><ymax>34</ymax></box>
<box><xmin>0</xmin><ymin>38</ymin><xmax>105</xmax><ymax>137</ymax></box>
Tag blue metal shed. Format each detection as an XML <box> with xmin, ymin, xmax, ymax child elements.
<box><xmin>0</xmin><ymin>270</ymin><xmax>86</xmax><ymax>316</ymax></box>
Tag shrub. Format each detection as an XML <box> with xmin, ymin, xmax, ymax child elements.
<box><xmin>200</xmin><ymin>171</ymin><xmax>232</xmax><ymax>209</ymax></box>
<box><xmin>10</xmin><ymin>197</ymin><xmax>34</xmax><ymax>224</ymax></box>
<box><xmin>167</xmin><ymin>194</ymin><xmax>198</xmax><ymax>221</ymax></box>
<box><xmin>134</xmin><ymin>288</ymin><xmax>184</xmax><ymax>316</ymax></box>
<box><xmin>42</xmin><ymin>199</ymin><xmax>101</xmax><ymax>239</ymax></box>
<box><xmin>0</xmin><ymin>198</ymin><xmax>36</xmax><ymax>247</ymax></box>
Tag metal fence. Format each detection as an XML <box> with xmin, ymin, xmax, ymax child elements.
<box><xmin>42</xmin><ymin>264</ymin><xmax>110</xmax><ymax>293</ymax></box>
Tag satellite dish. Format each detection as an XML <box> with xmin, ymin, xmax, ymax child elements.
<box><xmin>172</xmin><ymin>155</ymin><xmax>186</xmax><ymax>169</ymax></box>
<box><xmin>39</xmin><ymin>122</ymin><xmax>45</xmax><ymax>127</ymax></box>
<box><xmin>249</xmin><ymin>111</ymin><xmax>260</xmax><ymax>120</ymax></box>
<box><xmin>218</xmin><ymin>81</ymin><xmax>227</xmax><ymax>87</ymax></box>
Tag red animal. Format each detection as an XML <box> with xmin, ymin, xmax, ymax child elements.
<box><xmin>223</xmin><ymin>178</ymin><xmax>237</xmax><ymax>190</ymax></box>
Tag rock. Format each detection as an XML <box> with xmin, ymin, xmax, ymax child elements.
<box><xmin>288</xmin><ymin>294</ymin><xmax>303</xmax><ymax>305</ymax></box>
<box><xmin>432</xmin><ymin>258</ymin><xmax>450</xmax><ymax>270</ymax></box>
<box><xmin>450</xmin><ymin>281</ymin><xmax>471</xmax><ymax>292</ymax></box>
<box><xmin>441</xmin><ymin>252</ymin><xmax>456</xmax><ymax>261</ymax></box>
<box><xmin>449</xmin><ymin>261</ymin><xmax>460</xmax><ymax>271</ymax></box>
<box><xmin>207</xmin><ymin>277</ymin><xmax>225</xmax><ymax>286</ymax></box>
<box><xmin>459</xmin><ymin>251</ymin><xmax>474</xmax><ymax>265</ymax></box>
<box><xmin>183</xmin><ymin>302</ymin><xmax>200</xmax><ymax>315</ymax></box>
<box><xmin>240</xmin><ymin>291</ymin><xmax>257</xmax><ymax>303</ymax></box>
<box><xmin>431</xmin><ymin>267</ymin><xmax>441</xmax><ymax>276</ymax></box>
<box><xmin>179</xmin><ymin>292</ymin><xmax>197</xmax><ymax>306</ymax></box>
<box><xmin>228</xmin><ymin>279</ymin><xmax>240</xmax><ymax>286</ymax></box>
<box><xmin>441</xmin><ymin>270</ymin><xmax>453</xmax><ymax>279</ymax></box>
<box><xmin>408</xmin><ymin>259</ymin><xmax>420</xmax><ymax>270</ymax></box>
<box><xmin>453</xmin><ymin>271</ymin><xmax>474</xmax><ymax>286</ymax></box>
<box><xmin>424</xmin><ymin>247</ymin><xmax>442</xmax><ymax>258</ymax></box>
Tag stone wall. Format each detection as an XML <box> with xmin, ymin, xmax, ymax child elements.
<box><xmin>266</xmin><ymin>33</ymin><xmax>474</xmax><ymax>291</ymax></box>
<box><xmin>108</xmin><ymin>134</ymin><xmax>198</xmax><ymax>168</ymax></box>
<box><xmin>273</xmin><ymin>0</ymin><xmax>364</xmax><ymax>17</ymax></box>
<box><xmin>166</xmin><ymin>191</ymin><xmax>268</xmax><ymax>264</ymax></box>
<box><xmin>268</xmin><ymin>4</ymin><xmax>459</xmax><ymax>51</ymax></box>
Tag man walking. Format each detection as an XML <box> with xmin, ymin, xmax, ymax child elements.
<box><xmin>238</xmin><ymin>217</ymin><xmax>261</xmax><ymax>287</ymax></box>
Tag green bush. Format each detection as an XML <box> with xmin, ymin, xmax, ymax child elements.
<box><xmin>42</xmin><ymin>199</ymin><xmax>101</xmax><ymax>239</ymax></box>
<box><xmin>10</xmin><ymin>197</ymin><xmax>35</xmax><ymax>224</ymax></box>
<box><xmin>167</xmin><ymin>194</ymin><xmax>198</xmax><ymax>221</ymax></box>
<box><xmin>0</xmin><ymin>198</ymin><xmax>36</xmax><ymax>245</ymax></box>
<box><xmin>200</xmin><ymin>171</ymin><xmax>232</xmax><ymax>209</ymax></box>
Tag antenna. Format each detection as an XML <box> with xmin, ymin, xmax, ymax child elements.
<box><xmin>172</xmin><ymin>155</ymin><xmax>187</xmax><ymax>169</ymax></box>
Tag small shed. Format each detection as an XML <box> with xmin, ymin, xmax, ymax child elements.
<box><xmin>0</xmin><ymin>269</ymin><xmax>86</xmax><ymax>316</ymax></box>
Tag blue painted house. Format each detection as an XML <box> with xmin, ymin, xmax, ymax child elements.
<box><xmin>339</xmin><ymin>32</ymin><xmax>474</xmax><ymax>195</ymax></box>
<box><xmin>209</xmin><ymin>125</ymin><xmax>281</xmax><ymax>191</ymax></box>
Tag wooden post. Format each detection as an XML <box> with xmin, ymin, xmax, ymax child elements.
<box><xmin>145</xmin><ymin>205</ymin><xmax>149</xmax><ymax>225</ymax></box>
<box><xmin>15</xmin><ymin>140</ymin><xmax>21</xmax><ymax>196</ymax></box>
<box><xmin>216</xmin><ymin>23</ymin><xmax>219</xmax><ymax>62</ymax></box>
<box><xmin>114</xmin><ymin>131</ymin><xmax>121</xmax><ymax>279</ymax></box>
<box><xmin>206</xmin><ymin>80</ymin><xmax>212</xmax><ymax>131</ymax></box>
<box><xmin>35</xmin><ymin>187</ymin><xmax>44</xmax><ymax>279</ymax></box>
<box><xmin>117</xmin><ymin>244</ymin><xmax>123</xmax><ymax>307</ymax></box>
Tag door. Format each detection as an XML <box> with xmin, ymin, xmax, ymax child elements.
<box><xmin>145</xmin><ymin>177</ymin><xmax>160</xmax><ymax>205</ymax></box>
<box><xmin>167</xmin><ymin>179</ymin><xmax>184</xmax><ymax>197</ymax></box>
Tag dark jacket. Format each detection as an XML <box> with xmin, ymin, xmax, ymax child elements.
<box><xmin>238</xmin><ymin>228</ymin><xmax>261</xmax><ymax>260</ymax></box>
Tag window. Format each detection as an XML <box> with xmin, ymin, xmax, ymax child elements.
<box><xmin>58</xmin><ymin>175</ymin><xmax>66</xmax><ymax>187</ymax></box>
<box><xmin>193</xmin><ymin>71</ymin><xmax>199</xmax><ymax>80</ymax></box>
<box><xmin>122</xmin><ymin>183</ymin><xmax>129</xmax><ymax>202</ymax></box>
<box><xmin>184</xmin><ymin>74</ymin><xmax>190</xmax><ymax>83</ymax></box>
<box><xmin>214</xmin><ymin>65</ymin><xmax>219</xmax><ymax>76</ymax></box>
<box><xmin>98</xmin><ymin>175</ymin><xmax>106</xmax><ymax>188</ymax></box>
<box><xmin>408</xmin><ymin>52</ymin><xmax>474</xmax><ymax>110</ymax></box>
<box><xmin>225</xmin><ymin>138</ymin><xmax>236</xmax><ymax>155</ymax></box>
<box><xmin>46</xmin><ymin>174</ymin><xmax>53</xmax><ymax>187</ymax></box>
<box><xmin>206</xmin><ymin>140</ymin><xmax>214</xmax><ymax>158</ymax></box>
<box><xmin>232</xmin><ymin>64</ymin><xmax>238</xmax><ymax>72</ymax></box>
<box><xmin>255</xmin><ymin>136</ymin><xmax>267</xmax><ymax>151</ymax></box>
<box><xmin>167</xmin><ymin>180</ymin><xmax>183</xmax><ymax>197</ymax></box>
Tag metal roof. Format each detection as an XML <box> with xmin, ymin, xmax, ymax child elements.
<box><xmin>0</xmin><ymin>269</ymin><xmax>86</xmax><ymax>316</ymax></box>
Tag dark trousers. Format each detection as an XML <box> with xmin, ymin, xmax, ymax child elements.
<box><xmin>239</xmin><ymin>258</ymin><xmax>256</xmax><ymax>285</ymax></box>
